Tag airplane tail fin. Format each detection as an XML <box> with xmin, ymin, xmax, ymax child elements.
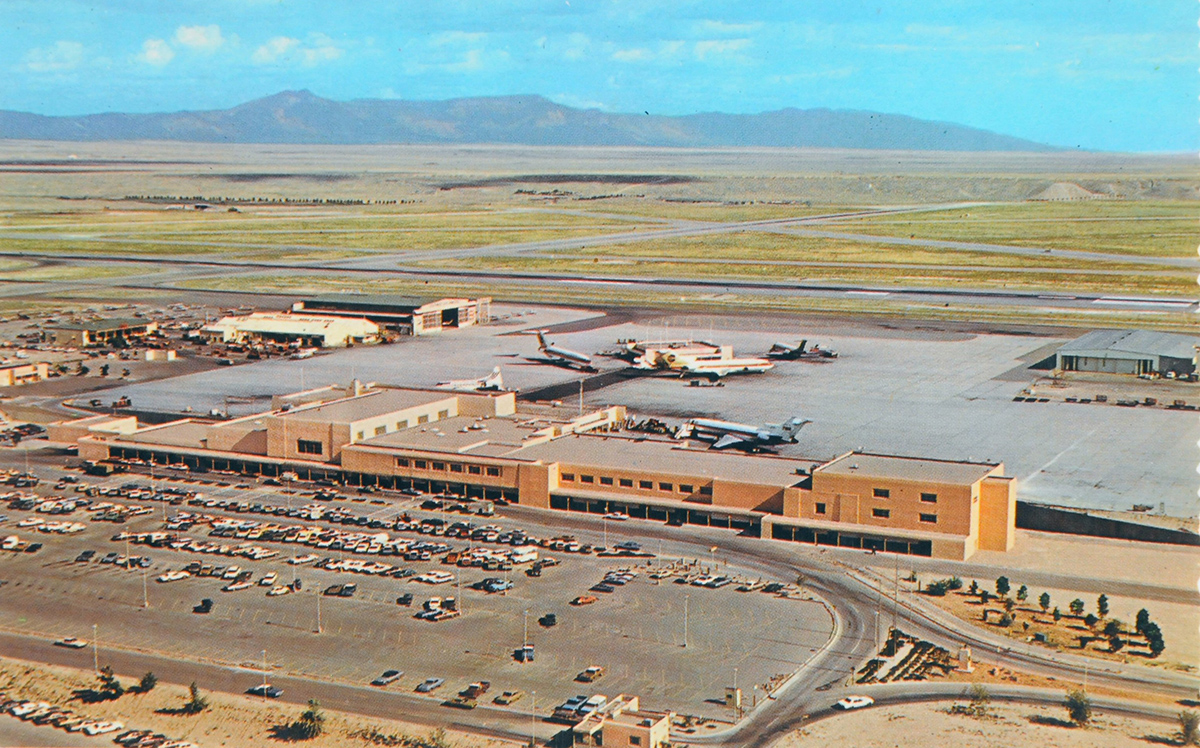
<box><xmin>535</xmin><ymin>330</ymin><xmax>548</xmax><ymax>350</ymax></box>
<box><xmin>485</xmin><ymin>367</ymin><xmax>504</xmax><ymax>390</ymax></box>
<box><xmin>780</xmin><ymin>417</ymin><xmax>812</xmax><ymax>441</ymax></box>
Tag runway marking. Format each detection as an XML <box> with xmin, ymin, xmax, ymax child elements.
<box><xmin>1022</xmin><ymin>428</ymin><xmax>1098</xmax><ymax>484</ymax></box>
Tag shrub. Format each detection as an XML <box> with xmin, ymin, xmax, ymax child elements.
<box><xmin>1180</xmin><ymin>710</ymin><xmax>1200</xmax><ymax>746</ymax></box>
<box><xmin>1065</xmin><ymin>689</ymin><xmax>1091</xmax><ymax>726</ymax></box>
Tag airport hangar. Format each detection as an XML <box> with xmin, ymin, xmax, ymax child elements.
<box><xmin>1056</xmin><ymin>329</ymin><xmax>1198</xmax><ymax>377</ymax></box>
<box><xmin>44</xmin><ymin>318</ymin><xmax>158</xmax><ymax>348</ymax></box>
<box><xmin>49</xmin><ymin>383</ymin><xmax>1015</xmax><ymax>562</ymax></box>
<box><xmin>291</xmin><ymin>294</ymin><xmax>492</xmax><ymax>335</ymax></box>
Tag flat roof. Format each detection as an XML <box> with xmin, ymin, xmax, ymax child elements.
<box><xmin>277</xmin><ymin>388</ymin><xmax>454</xmax><ymax>424</ymax></box>
<box><xmin>518</xmin><ymin>433</ymin><xmax>812</xmax><ymax>486</ymax></box>
<box><xmin>359</xmin><ymin>415</ymin><xmax>536</xmax><ymax>455</ymax></box>
<box><xmin>123</xmin><ymin>421</ymin><xmax>215</xmax><ymax>450</ymax></box>
<box><xmin>1060</xmin><ymin>329</ymin><xmax>1198</xmax><ymax>360</ymax></box>
<box><xmin>301</xmin><ymin>294</ymin><xmax>432</xmax><ymax>311</ymax></box>
<box><xmin>817</xmin><ymin>451</ymin><xmax>997</xmax><ymax>485</ymax></box>
<box><xmin>49</xmin><ymin>318</ymin><xmax>151</xmax><ymax>332</ymax></box>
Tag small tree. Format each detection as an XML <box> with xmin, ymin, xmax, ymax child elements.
<box><xmin>291</xmin><ymin>699</ymin><xmax>325</xmax><ymax>740</ymax></box>
<box><xmin>1016</xmin><ymin>585</ymin><xmax>1028</xmax><ymax>603</ymax></box>
<box><xmin>1069</xmin><ymin>598</ymin><xmax>1085</xmax><ymax>617</ymax></box>
<box><xmin>1039</xmin><ymin>592</ymin><xmax>1051</xmax><ymax>613</ymax></box>
<box><xmin>969</xmin><ymin>580</ymin><xmax>979</xmax><ymax>595</ymax></box>
<box><xmin>1003</xmin><ymin>597</ymin><xmax>1016</xmax><ymax>614</ymax></box>
<box><xmin>1108</xmin><ymin>635</ymin><xmax>1124</xmax><ymax>653</ymax></box>
<box><xmin>964</xmin><ymin>684</ymin><xmax>990</xmax><ymax>717</ymax></box>
<box><xmin>1065</xmin><ymin>689</ymin><xmax>1092</xmax><ymax>726</ymax></box>
<box><xmin>1135</xmin><ymin>608</ymin><xmax>1151</xmax><ymax>635</ymax></box>
<box><xmin>998</xmin><ymin>612</ymin><xmax>1013</xmax><ymax>627</ymax></box>
<box><xmin>1144</xmin><ymin>622</ymin><xmax>1166</xmax><ymax>657</ymax></box>
<box><xmin>136</xmin><ymin>671</ymin><xmax>157</xmax><ymax>694</ymax></box>
<box><xmin>97</xmin><ymin>665</ymin><xmax>124</xmax><ymax>699</ymax></box>
<box><xmin>100</xmin><ymin>364</ymin><xmax>110</xmax><ymax>377</ymax></box>
<box><xmin>1053</xmin><ymin>606</ymin><xmax>1062</xmax><ymax>623</ymax></box>
<box><xmin>996</xmin><ymin>576</ymin><xmax>1010</xmax><ymax>598</ymax></box>
<box><xmin>947</xmin><ymin>576</ymin><xmax>963</xmax><ymax>591</ymax></box>
<box><xmin>1102</xmin><ymin>619</ymin><xmax>1123</xmax><ymax>638</ymax></box>
<box><xmin>1097</xmin><ymin>594</ymin><xmax>1109</xmax><ymax>617</ymax></box>
<box><xmin>182</xmin><ymin>682</ymin><xmax>208</xmax><ymax>715</ymax></box>
<box><xmin>980</xmin><ymin>590</ymin><xmax>990</xmax><ymax>604</ymax></box>
<box><xmin>1084</xmin><ymin>613</ymin><xmax>1098</xmax><ymax>629</ymax></box>
<box><xmin>1179</xmin><ymin>710</ymin><xmax>1200</xmax><ymax>746</ymax></box>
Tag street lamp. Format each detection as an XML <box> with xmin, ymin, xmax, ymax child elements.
<box><xmin>683</xmin><ymin>594</ymin><xmax>689</xmax><ymax>648</ymax></box>
<box><xmin>529</xmin><ymin>691</ymin><xmax>537</xmax><ymax>747</ymax></box>
<box><xmin>92</xmin><ymin>624</ymin><xmax>98</xmax><ymax>675</ymax></box>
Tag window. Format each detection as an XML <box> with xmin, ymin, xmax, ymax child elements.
<box><xmin>600</xmin><ymin>477</ymin><xmax>614</xmax><ymax>486</ymax></box>
<box><xmin>920</xmin><ymin>492</ymin><xmax>937</xmax><ymax>503</ymax></box>
<box><xmin>699</xmin><ymin>485</ymin><xmax>713</xmax><ymax>496</ymax></box>
<box><xmin>374</xmin><ymin>425</ymin><xmax>386</xmax><ymax>436</ymax></box>
<box><xmin>417</xmin><ymin>414</ymin><xmax>429</xmax><ymax>424</ymax></box>
<box><xmin>629</xmin><ymin>738</ymin><xmax>641</xmax><ymax>746</ymax></box>
<box><xmin>432</xmin><ymin>462</ymin><xmax>446</xmax><ymax>471</ymax></box>
<box><xmin>486</xmin><ymin>467</ymin><xmax>500</xmax><ymax>477</ymax></box>
<box><xmin>639</xmin><ymin>480</ymin><xmax>653</xmax><ymax>489</ymax></box>
<box><xmin>450</xmin><ymin>463</ymin><xmax>464</xmax><ymax>473</ymax></box>
<box><xmin>619</xmin><ymin>478</ymin><xmax>633</xmax><ymax>488</ymax></box>
<box><xmin>872</xmin><ymin>508</ymin><xmax>891</xmax><ymax>519</ymax></box>
<box><xmin>414</xmin><ymin>460</ymin><xmax>427</xmax><ymax>469</ymax></box>
<box><xmin>296</xmin><ymin>439</ymin><xmax>322</xmax><ymax>455</ymax></box>
<box><xmin>396</xmin><ymin>457</ymin><xmax>409</xmax><ymax>467</ymax></box>
<box><xmin>919</xmin><ymin>513</ymin><xmax>938</xmax><ymax>524</ymax></box>
<box><xmin>561</xmin><ymin>473</ymin><xmax>575</xmax><ymax>482</ymax></box>
<box><xmin>659</xmin><ymin>482</ymin><xmax>673</xmax><ymax>491</ymax></box>
<box><xmin>355</xmin><ymin>431</ymin><xmax>364</xmax><ymax>441</ymax></box>
<box><xmin>580</xmin><ymin>475</ymin><xmax>594</xmax><ymax>484</ymax></box>
<box><xmin>396</xmin><ymin>420</ymin><xmax>408</xmax><ymax>430</ymax></box>
<box><xmin>679</xmin><ymin>484</ymin><xmax>693</xmax><ymax>493</ymax></box>
<box><xmin>873</xmin><ymin>488</ymin><xmax>890</xmax><ymax>499</ymax></box>
<box><xmin>468</xmin><ymin>465</ymin><xmax>481</xmax><ymax>475</ymax></box>
<box><xmin>437</xmin><ymin>409</ymin><xmax>449</xmax><ymax>419</ymax></box>
<box><xmin>815</xmin><ymin>502</ymin><xmax>826</xmax><ymax>515</ymax></box>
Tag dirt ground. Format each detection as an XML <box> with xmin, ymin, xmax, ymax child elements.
<box><xmin>774</xmin><ymin>699</ymin><xmax>1182</xmax><ymax>748</ymax></box>
<box><xmin>0</xmin><ymin>656</ymin><xmax>518</xmax><ymax>748</ymax></box>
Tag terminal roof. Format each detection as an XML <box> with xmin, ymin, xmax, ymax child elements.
<box><xmin>818</xmin><ymin>451</ymin><xmax>997</xmax><ymax>485</ymax></box>
<box><xmin>278</xmin><ymin>389</ymin><xmax>453</xmax><ymax>423</ymax></box>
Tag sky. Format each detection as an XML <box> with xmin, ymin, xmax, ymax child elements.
<box><xmin>1</xmin><ymin>0</ymin><xmax>1194</xmax><ymax>152</ymax></box>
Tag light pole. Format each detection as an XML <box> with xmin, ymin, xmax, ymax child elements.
<box><xmin>142</xmin><ymin>565</ymin><xmax>149</xmax><ymax>608</ymax></box>
<box><xmin>92</xmin><ymin>623</ymin><xmax>98</xmax><ymax>675</ymax></box>
<box><xmin>529</xmin><ymin>691</ymin><xmax>537</xmax><ymax>747</ymax></box>
<box><xmin>602</xmin><ymin>515</ymin><xmax>608</xmax><ymax>550</ymax></box>
<box><xmin>261</xmin><ymin>649</ymin><xmax>268</xmax><ymax>699</ymax></box>
<box><xmin>316</xmin><ymin>588</ymin><xmax>322</xmax><ymax>634</ymax></box>
<box><xmin>523</xmin><ymin>609</ymin><xmax>529</xmax><ymax>648</ymax></box>
<box><xmin>683</xmin><ymin>594</ymin><xmax>689</xmax><ymax>648</ymax></box>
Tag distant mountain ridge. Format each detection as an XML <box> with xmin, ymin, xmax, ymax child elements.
<box><xmin>0</xmin><ymin>90</ymin><xmax>1055</xmax><ymax>151</ymax></box>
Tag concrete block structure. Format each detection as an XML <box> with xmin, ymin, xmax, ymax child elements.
<box><xmin>55</xmin><ymin>382</ymin><xmax>1017</xmax><ymax>560</ymax></box>
<box><xmin>292</xmin><ymin>294</ymin><xmax>491</xmax><ymax>335</ymax></box>
<box><xmin>0</xmin><ymin>361</ymin><xmax>50</xmax><ymax>387</ymax></box>
<box><xmin>573</xmin><ymin>695</ymin><xmax>671</xmax><ymax>748</ymax></box>
<box><xmin>45</xmin><ymin>319</ymin><xmax>158</xmax><ymax>348</ymax></box>
<box><xmin>1056</xmin><ymin>329</ymin><xmax>1198</xmax><ymax>377</ymax></box>
<box><xmin>200</xmin><ymin>312</ymin><xmax>380</xmax><ymax>348</ymax></box>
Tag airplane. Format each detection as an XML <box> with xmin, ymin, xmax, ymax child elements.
<box><xmin>528</xmin><ymin>331</ymin><xmax>598</xmax><ymax>372</ymax></box>
<box><xmin>766</xmin><ymin>340</ymin><xmax>839</xmax><ymax>360</ymax></box>
<box><xmin>634</xmin><ymin>348</ymin><xmax>773</xmax><ymax>380</ymax></box>
<box><xmin>675</xmin><ymin>416</ymin><xmax>811</xmax><ymax>451</ymax></box>
<box><xmin>435</xmin><ymin>366</ymin><xmax>505</xmax><ymax>392</ymax></box>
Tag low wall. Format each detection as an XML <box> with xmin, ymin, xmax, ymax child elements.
<box><xmin>1016</xmin><ymin>501</ymin><xmax>1199</xmax><ymax>547</ymax></box>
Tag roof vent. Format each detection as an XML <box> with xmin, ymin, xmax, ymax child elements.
<box><xmin>850</xmin><ymin>463</ymin><xmax>858</xmax><ymax>470</ymax></box>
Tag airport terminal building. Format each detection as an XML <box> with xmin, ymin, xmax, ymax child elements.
<box><xmin>50</xmin><ymin>383</ymin><xmax>1015</xmax><ymax>561</ymax></box>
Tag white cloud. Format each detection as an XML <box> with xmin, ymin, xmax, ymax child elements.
<box><xmin>252</xmin><ymin>36</ymin><xmax>298</xmax><ymax>63</ymax></box>
<box><xmin>696</xmin><ymin>20</ymin><xmax>762</xmax><ymax>35</ymax></box>
<box><xmin>252</xmin><ymin>34</ymin><xmax>342</xmax><ymax>66</ymax></box>
<box><xmin>430</xmin><ymin>31</ymin><xmax>486</xmax><ymax>47</ymax></box>
<box><xmin>563</xmin><ymin>32</ymin><xmax>589</xmax><ymax>60</ymax></box>
<box><xmin>175</xmin><ymin>24</ymin><xmax>225</xmax><ymax>51</ymax></box>
<box><xmin>21</xmin><ymin>41</ymin><xmax>84</xmax><ymax>73</ymax></box>
<box><xmin>137</xmin><ymin>38</ymin><xmax>175</xmax><ymax>66</ymax></box>
<box><xmin>612</xmin><ymin>47</ymin><xmax>652</xmax><ymax>63</ymax></box>
<box><xmin>694</xmin><ymin>38</ymin><xmax>750</xmax><ymax>60</ymax></box>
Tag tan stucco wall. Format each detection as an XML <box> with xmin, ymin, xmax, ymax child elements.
<box><xmin>978</xmin><ymin>474</ymin><xmax>1017</xmax><ymax>551</ymax></box>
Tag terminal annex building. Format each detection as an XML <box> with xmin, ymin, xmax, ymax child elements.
<box><xmin>51</xmin><ymin>384</ymin><xmax>1015</xmax><ymax>561</ymax></box>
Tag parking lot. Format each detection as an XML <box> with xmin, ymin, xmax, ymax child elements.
<box><xmin>0</xmin><ymin>459</ymin><xmax>833</xmax><ymax>722</ymax></box>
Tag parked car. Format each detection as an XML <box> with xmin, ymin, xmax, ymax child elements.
<box><xmin>576</xmin><ymin>666</ymin><xmax>605</xmax><ymax>683</ymax></box>
<box><xmin>538</xmin><ymin>613</ymin><xmax>558</xmax><ymax>627</ymax></box>
<box><xmin>193</xmin><ymin>598</ymin><xmax>213</xmax><ymax>614</ymax></box>
<box><xmin>371</xmin><ymin>669</ymin><xmax>403</xmax><ymax>686</ymax></box>
<box><xmin>835</xmin><ymin>695</ymin><xmax>874</xmax><ymax>710</ymax></box>
<box><xmin>495</xmin><ymin>690</ymin><xmax>524</xmax><ymax>705</ymax></box>
<box><xmin>54</xmin><ymin>637</ymin><xmax>88</xmax><ymax>649</ymax></box>
<box><xmin>247</xmin><ymin>684</ymin><xmax>283</xmax><ymax>698</ymax></box>
<box><xmin>416</xmin><ymin>677</ymin><xmax>445</xmax><ymax>693</ymax></box>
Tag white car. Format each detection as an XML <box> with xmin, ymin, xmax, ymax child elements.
<box><xmin>416</xmin><ymin>571</ymin><xmax>454</xmax><ymax>585</ymax></box>
<box><xmin>222</xmin><ymin>581</ymin><xmax>252</xmax><ymax>592</ymax></box>
<box><xmin>258</xmin><ymin>572</ymin><xmax>278</xmax><ymax>586</ymax></box>
<box><xmin>288</xmin><ymin>554</ymin><xmax>318</xmax><ymax>565</ymax></box>
<box><xmin>835</xmin><ymin>695</ymin><xmax>875</xmax><ymax>710</ymax></box>
<box><xmin>156</xmin><ymin>570</ymin><xmax>190</xmax><ymax>583</ymax></box>
<box><xmin>54</xmin><ymin>637</ymin><xmax>88</xmax><ymax>649</ymax></box>
<box><xmin>83</xmin><ymin>720</ymin><xmax>122</xmax><ymax>735</ymax></box>
<box><xmin>267</xmin><ymin>585</ymin><xmax>292</xmax><ymax>597</ymax></box>
<box><xmin>602</xmin><ymin>512</ymin><xmax>629</xmax><ymax>521</ymax></box>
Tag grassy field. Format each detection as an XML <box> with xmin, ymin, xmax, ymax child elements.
<box><xmin>833</xmin><ymin>201</ymin><xmax>1196</xmax><ymax>258</ymax></box>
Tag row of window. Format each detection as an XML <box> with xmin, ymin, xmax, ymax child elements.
<box><xmin>812</xmin><ymin>501</ymin><xmax>937</xmax><ymax>524</ymax></box>
<box><xmin>396</xmin><ymin>456</ymin><xmax>501</xmax><ymax>477</ymax></box>
<box><xmin>296</xmin><ymin>439</ymin><xmax>323</xmax><ymax>455</ymax></box>
<box><xmin>354</xmin><ymin>410</ymin><xmax>451</xmax><ymax>441</ymax></box>
<box><xmin>872</xmin><ymin>487</ymin><xmax>938</xmax><ymax>503</ymax></box>
<box><xmin>559</xmin><ymin>472</ymin><xmax>712</xmax><ymax>496</ymax></box>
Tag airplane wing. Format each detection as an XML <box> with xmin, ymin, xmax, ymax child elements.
<box><xmin>710</xmin><ymin>434</ymin><xmax>747</xmax><ymax>450</ymax></box>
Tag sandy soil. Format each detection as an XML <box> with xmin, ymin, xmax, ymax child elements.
<box><xmin>0</xmin><ymin>657</ymin><xmax>518</xmax><ymax>748</ymax></box>
<box><xmin>773</xmin><ymin>699</ymin><xmax>1181</xmax><ymax>748</ymax></box>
